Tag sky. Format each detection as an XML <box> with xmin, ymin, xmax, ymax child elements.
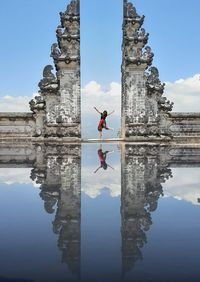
<box><xmin>0</xmin><ymin>0</ymin><xmax>200</xmax><ymax>137</ymax></box>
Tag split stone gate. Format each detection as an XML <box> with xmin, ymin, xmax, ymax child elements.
<box><xmin>1</xmin><ymin>0</ymin><xmax>200</xmax><ymax>142</ymax></box>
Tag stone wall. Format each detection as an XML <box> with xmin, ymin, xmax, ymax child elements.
<box><xmin>161</xmin><ymin>113</ymin><xmax>200</xmax><ymax>139</ymax></box>
<box><xmin>0</xmin><ymin>113</ymin><xmax>36</xmax><ymax>140</ymax></box>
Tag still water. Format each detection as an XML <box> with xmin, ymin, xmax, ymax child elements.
<box><xmin>0</xmin><ymin>143</ymin><xmax>200</xmax><ymax>282</ymax></box>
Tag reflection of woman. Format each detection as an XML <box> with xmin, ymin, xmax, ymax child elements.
<box><xmin>94</xmin><ymin>145</ymin><xmax>114</xmax><ymax>173</ymax></box>
<box><xmin>94</xmin><ymin>107</ymin><xmax>114</xmax><ymax>139</ymax></box>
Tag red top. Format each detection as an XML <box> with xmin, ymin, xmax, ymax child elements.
<box><xmin>98</xmin><ymin>119</ymin><xmax>104</xmax><ymax>127</ymax></box>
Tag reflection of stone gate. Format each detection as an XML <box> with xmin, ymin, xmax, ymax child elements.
<box><xmin>1</xmin><ymin>0</ymin><xmax>200</xmax><ymax>142</ymax></box>
<box><xmin>120</xmin><ymin>143</ymin><xmax>200</xmax><ymax>275</ymax></box>
<box><xmin>31</xmin><ymin>145</ymin><xmax>81</xmax><ymax>277</ymax></box>
<box><xmin>1</xmin><ymin>143</ymin><xmax>200</xmax><ymax>278</ymax></box>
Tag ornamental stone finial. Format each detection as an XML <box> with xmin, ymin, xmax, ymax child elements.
<box><xmin>123</xmin><ymin>0</ymin><xmax>128</xmax><ymax>6</ymax></box>
<box><xmin>50</xmin><ymin>43</ymin><xmax>61</xmax><ymax>60</ymax></box>
<box><xmin>66</xmin><ymin>0</ymin><xmax>80</xmax><ymax>16</ymax></box>
<box><xmin>38</xmin><ymin>65</ymin><xmax>58</xmax><ymax>94</ymax></box>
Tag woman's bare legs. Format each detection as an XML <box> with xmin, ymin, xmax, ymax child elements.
<box><xmin>99</xmin><ymin>128</ymin><xmax>114</xmax><ymax>139</ymax></box>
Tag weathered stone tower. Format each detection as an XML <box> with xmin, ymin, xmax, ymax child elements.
<box><xmin>29</xmin><ymin>0</ymin><xmax>81</xmax><ymax>139</ymax></box>
<box><xmin>121</xmin><ymin>0</ymin><xmax>173</xmax><ymax>140</ymax></box>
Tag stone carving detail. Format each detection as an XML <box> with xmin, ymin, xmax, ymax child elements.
<box><xmin>137</xmin><ymin>28</ymin><xmax>149</xmax><ymax>43</ymax></box>
<box><xmin>61</xmin><ymin>0</ymin><xmax>80</xmax><ymax>17</ymax></box>
<box><xmin>52</xmin><ymin>0</ymin><xmax>80</xmax><ymax>66</ymax></box>
<box><xmin>123</xmin><ymin>0</ymin><xmax>150</xmax><ymax>68</ymax></box>
<box><xmin>146</xmin><ymin>67</ymin><xmax>174</xmax><ymax>113</ymax></box>
<box><xmin>124</xmin><ymin>1</ymin><xmax>145</xmax><ymax>26</ymax></box>
<box><xmin>30</xmin><ymin>168</ymin><xmax>46</xmax><ymax>185</ymax></box>
<box><xmin>146</xmin><ymin>67</ymin><xmax>164</xmax><ymax>95</ymax></box>
<box><xmin>141</xmin><ymin>46</ymin><xmax>154</xmax><ymax>64</ymax></box>
<box><xmin>57</xmin><ymin>70</ymin><xmax>81</xmax><ymax>124</ymax></box>
<box><xmin>29</xmin><ymin>95</ymin><xmax>45</xmax><ymax>113</ymax></box>
<box><xmin>51</xmin><ymin>39</ymin><xmax>80</xmax><ymax>64</ymax></box>
<box><xmin>50</xmin><ymin>43</ymin><xmax>61</xmax><ymax>60</ymax></box>
<box><xmin>29</xmin><ymin>65</ymin><xmax>58</xmax><ymax>115</ymax></box>
<box><xmin>38</xmin><ymin>65</ymin><xmax>58</xmax><ymax>93</ymax></box>
<box><xmin>122</xmin><ymin>0</ymin><xmax>174</xmax><ymax>139</ymax></box>
<box><xmin>158</xmin><ymin>97</ymin><xmax>174</xmax><ymax>112</ymax></box>
<box><xmin>126</xmin><ymin>46</ymin><xmax>154</xmax><ymax>66</ymax></box>
<box><xmin>46</xmin><ymin>102</ymin><xmax>59</xmax><ymax>124</ymax></box>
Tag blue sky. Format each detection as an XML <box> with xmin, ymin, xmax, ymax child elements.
<box><xmin>0</xmin><ymin>0</ymin><xmax>200</xmax><ymax>98</ymax></box>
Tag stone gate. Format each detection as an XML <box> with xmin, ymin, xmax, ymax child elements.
<box><xmin>0</xmin><ymin>0</ymin><xmax>200</xmax><ymax>142</ymax></box>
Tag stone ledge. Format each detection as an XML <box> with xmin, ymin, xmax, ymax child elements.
<box><xmin>45</xmin><ymin>123</ymin><xmax>79</xmax><ymax>127</ymax></box>
<box><xmin>0</xmin><ymin>136</ymin><xmax>200</xmax><ymax>144</ymax></box>
<box><xmin>169</xmin><ymin>112</ymin><xmax>200</xmax><ymax>118</ymax></box>
<box><xmin>0</xmin><ymin>112</ymin><xmax>33</xmax><ymax>118</ymax></box>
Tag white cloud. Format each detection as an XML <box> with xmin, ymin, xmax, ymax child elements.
<box><xmin>163</xmin><ymin>168</ymin><xmax>200</xmax><ymax>205</ymax></box>
<box><xmin>0</xmin><ymin>93</ymin><xmax>39</xmax><ymax>112</ymax></box>
<box><xmin>165</xmin><ymin>74</ymin><xmax>200</xmax><ymax>112</ymax></box>
<box><xmin>0</xmin><ymin>74</ymin><xmax>199</xmax><ymax>114</ymax></box>
<box><xmin>81</xmin><ymin>74</ymin><xmax>200</xmax><ymax>116</ymax></box>
<box><xmin>0</xmin><ymin>168</ymin><xmax>35</xmax><ymax>186</ymax></box>
<box><xmin>0</xmin><ymin>166</ymin><xmax>199</xmax><ymax>205</ymax></box>
<box><xmin>81</xmin><ymin>81</ymin><xmax>121</xmax><ymax>138</ymax></box>
<box><xmin>82</xmin><ymin>165</ymin><xmax>200</xmax><ymax>204</ymax></box>
<box><xmin>0</xmin><ymin>164</ymin><xmax>121</xmax><ymax>199</ymax></box>
<box><xmin>81</xmin><ymin>81</ymin><xmax>121</xmax><ymax>116</ymax></box>
<box><xmin>80</xmin><ymin>76</ymin><xmax>200</xmax><ymax>137</ymax></box>
<box><xmin>0</xmin><ymin>75</ymin><xmax>200</xmax><ymax>137</ymax></box>
<box><xmin>81</xmin><ymin>163</ymin><xmax>121</xmax><ymax>198</ymax></box>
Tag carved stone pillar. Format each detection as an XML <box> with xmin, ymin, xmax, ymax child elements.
<box><xmin>30</xmin><ymin>0</ymin><xmax>81</xmax><ymax>139</ymax></box>
<box><xmin>121</xmin><ymin>1</ymin><xmax>173</xmax><ymax>140</ymax></box>
<box><xmin>51</xmin><ymin>0</ymin><xmax>81</xmax><ymax>138</ymax></box>
<box><xmin>53</xmin><ymin>0</ymin><xmax>81</xmax><ymax>138</ymax></box>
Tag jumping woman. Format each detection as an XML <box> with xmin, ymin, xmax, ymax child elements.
<box><xmin>94</xmin><ymin>107</ymin><xmax>115</xmax><ymax>139</ymax></box>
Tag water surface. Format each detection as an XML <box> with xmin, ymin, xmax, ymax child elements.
<box><xmin>0</xmin><ymin>143</ymin><xmax>200</xmax><ymax>282</ymax></box>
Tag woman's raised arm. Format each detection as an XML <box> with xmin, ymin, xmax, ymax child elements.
<box><xmin>94</xmin><ymin>107</ymin><xmax>101</xmax><ymax>114</ymax></box>
<box><xmin>107</xmin><ymin>110</ymin><xmax>115</xmax><ymax>116</ymax></box>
